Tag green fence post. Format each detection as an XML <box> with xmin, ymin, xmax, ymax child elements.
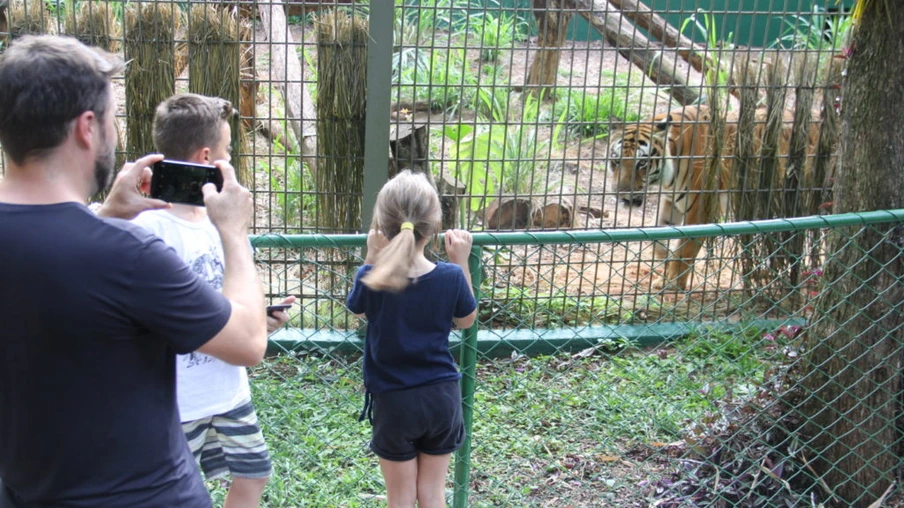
<box><xmin>453</xmin><ymin>245</ymin><xmax>483</xmax><ymax>508</ymax></box>
<box><xmin>362</xmin><ymin>0</ymin><xmax>393</xmax><ymax>231</ymax></box>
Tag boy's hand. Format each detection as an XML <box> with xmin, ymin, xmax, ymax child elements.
<box><xmin>364</xmin><ymin>229</ymin><xmax>388</xmax><ymax>264</ymax></box>
<box><xmin>204</xmin><ymin>160</ymin><xmax>253</xmax><ymax>236</ymax></box>
<box><xmin>445</xmin><ymin>229</ymin><xmax>473</xmax><ymax>267</ymax></box>
<box><xmin>267</xmin><ymin>295</ymin><xmax>297</xmax><ymax>334</ymax></box>
<box><xmin>96</xmin><ymin>153</ymin><xmax>170</xmax><ymax>220</ymax></box>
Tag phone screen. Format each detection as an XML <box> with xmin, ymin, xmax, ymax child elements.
<box><xmin>150</xmin><ymin>160</ymin><xmax>224</xmax><ymax>206</ymax></box>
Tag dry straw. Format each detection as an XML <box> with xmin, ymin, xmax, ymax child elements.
<box><xmin>124</xmin><ymin>2</ymin><xmax>180</xmax><ymax>158</ymax></box>
<box><xmin>65</xmin><ymin>0</ymin><xmax>121</xmax><ymax>52</ymax></box>
<box><xmin>187</xmin><ymin>4</ymin><xmax>249</xmax><ymax>184</ymax></box>
<box><xmin>6</xmin><ymin>0</ymin><xmax>50</xmax><ymax>40</ymax></box>
<box><xmin>810</xmin><ymin>59</ymin><xmax>842</xmax><ymax>216</ymax></box>
<box><xmin>315</xmin><ymin>8</ymin><xmax>368</xmax><ymax>233</ymax></box>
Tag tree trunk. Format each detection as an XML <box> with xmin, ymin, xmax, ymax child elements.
<box><xmin>525</xmin><ymin>0</ymin><xmax>572</xmax><ymax>99</ymax></box>
<box><xmin>801</xmin><ymin>4</ymin><xmax>904</xmax><ymax>506</ymax></box>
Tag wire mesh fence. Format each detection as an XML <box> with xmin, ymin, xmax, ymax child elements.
<box><xmin>6</xmin><ymin>0</ymin><xmax>904</xmax><ymax>507</ymax></box>
<box><xmin>1</xmin><ymin>0</ymin><xmax>852</xmax><ymax>289</ymax></box>
<box><xmin>243</xmin><ymin>209</ymin><xmax>904</xmax><ymax>507</ymax></box>
<box><xmin>0</xmin><ymin>0</ymin><xmax>852</xmax><ymax>300</ymax></box>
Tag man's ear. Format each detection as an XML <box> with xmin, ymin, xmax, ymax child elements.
<box><xmin>72</xmin><ymin>110</ymin><xmax>98</xmax><ymax>149</ymax></box>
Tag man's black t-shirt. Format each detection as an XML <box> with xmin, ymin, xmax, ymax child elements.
<box><xmin>0</xmin><ymin>203</ymin><xmax>233</xmax><ymax>507</ymax></box>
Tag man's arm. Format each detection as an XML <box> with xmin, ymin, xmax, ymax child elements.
<box><xmin>195</xmin><ymin>160</ymin><xmax>267</xmax><ymax>366</ymax></box>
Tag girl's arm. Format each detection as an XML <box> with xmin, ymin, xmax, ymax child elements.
<box><xmin>446</xmin><ymin>229</ymin><xmax>477</xmax><ymax>329</ymax></box>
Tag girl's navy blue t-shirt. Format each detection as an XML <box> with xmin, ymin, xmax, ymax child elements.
<box><xmin>347</xmin><ymin>262</ymin><xmax>477</xmax><ymax>394</ymax></box>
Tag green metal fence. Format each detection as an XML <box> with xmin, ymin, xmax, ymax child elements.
<box><xmin>4</xmin><ymin>0</ymin><xmax>903</xmax><ymax>506</ymax></box>
<box><xmin>243</xmin><ymin>209</ymin><xmax>904</xmax><ymax>507</ymax></box>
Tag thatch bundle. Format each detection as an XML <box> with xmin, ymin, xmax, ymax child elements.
<box><xmin>187</xmin><ymin>4</ymin><xmax>249</xmax><ymax>184</ymax></box>
<box><xmin>174</xmin><ymin>40</ymin><xmax>188</xmax><ymax>78</ymax></box>
<box><xmin>124</xmin><ymin>2</ymin><xmax>179</xmax><ymax>158</ymax></box>
<box><xmin>315</xmin><ymin>9</ymin><xmax>368</xmax><ymax>233</ymax></box>
<box><xmin>809</xmin><ymin>59</ymin><xmax>842</xmax><ymax>215</ymax></box>
<box><xmin>6</xmin><ymin>0</ymin><xmax>50</xmax><ymax>40</ymax></box>
<box><xmin>65</xmin><ymin>0</ymin><xmax>121</xmax><ymax>52</ymax></box>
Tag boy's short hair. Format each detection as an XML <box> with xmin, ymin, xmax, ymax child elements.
<box><xmin>153</xmin><ymin>93</ymin><xmax>236</xmax><ymax>160</ymax></box>
<box><xmin>0</xmin><ymin>35</ymin><xmax>123</xmax><ymax>165</ymax></box>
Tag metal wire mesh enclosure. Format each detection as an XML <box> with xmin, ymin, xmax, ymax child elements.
<box><xmin>5</xmin><ymin>0</ymin><xmax>904</xmax><ymax>506</ymax></box>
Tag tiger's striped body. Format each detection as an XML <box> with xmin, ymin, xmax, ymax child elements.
<box><xmin>607</xmin><ymin>104</ymin><xmax>818</xmax><ymax>290</ymax></box>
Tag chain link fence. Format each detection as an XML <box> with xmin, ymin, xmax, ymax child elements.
<box><xmin>6</xmin><ymin>0</ymin><xmax>904</xmax><ymax>507</ymax></box>
<box><xmin>246</xmin><ymin>209</ymin><xmax>904</xmax><ymax>507</ymax></box>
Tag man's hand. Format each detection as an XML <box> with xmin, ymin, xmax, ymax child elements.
<box><xmin>445</xmin><ymin>229</ymin><xmax>473</xmax><ymax>267</ymax></box>
<box><xmin>364</xmin><ymin>229</ymin><xmax>388</xmax><ymax>264</ymax></box>
<box><xmin>96</xmin><ymin>154</ymin><xmax>170</xmax><ymax>220</ymax></box>
<box><xmin>266</xmin><ymin>295</ymin><xmax>297</xmax><ymax>334</ymax></box>
<box><xmin>203</xmin><ymin>160</ymin><xmax>253</xmax><ymax>237</ymax></box>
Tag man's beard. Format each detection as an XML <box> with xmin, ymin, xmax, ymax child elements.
<box><xmin>92</xmin><ymin>127</ymin><xmax>116</xmax><ymax>196</ymax></box>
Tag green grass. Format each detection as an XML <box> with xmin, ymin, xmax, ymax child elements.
<box><xmin>551</xmin><ymin>89</ymin><xmax>640</xmax><ymax>139</ymax></box>
<box><xmin>204</xmin><ymin>326</ymin><xmax>798</xmax><ymax>506</ymax></box>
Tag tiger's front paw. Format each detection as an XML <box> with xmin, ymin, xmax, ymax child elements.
<box><xmin>652</xmin><ymin>275</ymin><xmax>680</xmax><ymax>292</ymax></box>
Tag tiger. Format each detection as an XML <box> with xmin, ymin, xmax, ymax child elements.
<box><xmin>606</xmin><ymin>104</ymin><xmax>821</xmax><ymax>290</ymax></box>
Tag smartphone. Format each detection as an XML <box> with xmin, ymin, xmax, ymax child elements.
<box><xmin>150</xmin><ymin>160</ymin><xmax>223</xmax><ymax>206</ymax></box>
<box><xmin>266</xmin><ymin>304</ymin><xmax>293</xmax><ymax>317</ymax></box>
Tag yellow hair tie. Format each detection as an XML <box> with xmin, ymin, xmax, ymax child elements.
<box><xmin>400</xmin><ymin>222</ymin><xmax>415</xmax><ymax>231</ymax></box>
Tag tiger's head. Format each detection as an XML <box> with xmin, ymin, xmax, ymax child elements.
<box><xmin>607</xmin><ymin>113</ymin><xmax>674</xmax><ymax>207</ymax></box>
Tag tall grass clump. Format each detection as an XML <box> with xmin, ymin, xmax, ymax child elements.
<box><xmin>187</xmin><ymin>4</ymin><xmax>250</xmax><ymax>185</ymax></box>
<box><xmin>124</xmin><ymin>2</ymin><xmax>179</xmax><ymax>158</ymax></box>
<box><xmin>315</xmin><ymin>9</ymin><xmax>368</xmax><ymax>233</ymax></box>
<box><xmin>64</xmin><ymin>0</ymin><xmax>121</xmax><ymax>52</ymax></box>
<box><xmin>7</xmin><ymin>0</ymin><xmax>50</xmax><ymax>40</ymax></box>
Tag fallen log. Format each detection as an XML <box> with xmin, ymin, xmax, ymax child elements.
<box><xmin>483</xmin><ymin>195</ymin><xmax>575</xmax><ymax>230</ymax></box>
<box><xmin>259</xmin><ymin>0</ymin><xmax>318</xmax><ymax>172</ymax></box>
<box><xmin>606</xmin><ymin>0</ymin><xmax>706</xmax><ymax>75</ymax></box>
<box><xmin>571</xmin><ymin>0</ymin><xmax>702</xmax><ymax>106</ymax></box>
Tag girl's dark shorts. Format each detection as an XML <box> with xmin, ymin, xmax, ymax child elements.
<box><xmin>370</xmin><ymin>380</ymin><xmax>465</xmax><ymax>462</ymax></box>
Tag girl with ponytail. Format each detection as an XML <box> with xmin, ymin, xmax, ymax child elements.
<box><xmin>347</xmin><ymin>170</ymin><xmax>477</xmax><ymax>507</ymax></box>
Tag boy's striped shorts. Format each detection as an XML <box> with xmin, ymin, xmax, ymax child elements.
<box><xmin>182</xmin><ymin>398</ymin><xmax>272</xmax><ymax>480</ymax></box>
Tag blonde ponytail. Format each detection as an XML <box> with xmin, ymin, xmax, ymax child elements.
<box><xmin>359</xmin><ymin>170</ymin><xmax>442</xmax><ymax>293</ymax></box>
<box><xmin>362</xmin><ymin>228</ymin><xmax>418</xmax><ymax>292</ymax></box>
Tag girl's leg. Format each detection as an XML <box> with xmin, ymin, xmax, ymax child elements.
<box><xmin>415</xmin><ymin>452</ymin><xmax>451</xmax><ymax>508</ymax></box>
<box><xmin>379</xmin><ymin>457</ymin><xmax>418</xmax><ymax>508</ymax></box>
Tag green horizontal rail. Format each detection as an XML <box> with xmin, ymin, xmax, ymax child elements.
<box><xmin>250</xmin><ymin>209</ymin><xmax>904</xmax><ymax>248</ymax></box>
<box><xmin>266</xmin><ymin>318</ymin><xmax>806</xmax><ymax>358</ymax></box>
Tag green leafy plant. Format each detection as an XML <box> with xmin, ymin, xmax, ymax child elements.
<box><xmin>392</xmin><ymin>0</ymin><xmax>466</xmax><ymax>47</ymax></box>
<box><xmin>466</xmin><ymin>3</ymin><xmax>530</xmax><ymax>63</ymax></box>
<box><xmin>394</xmin><ymin>47</ymin><xmax>477</xmax><ymax>114</ymax></box>
<box><xmin>772</xmin><ymin>5</ymin><xmax>852</xmax><ymax>52</ymax></box>
<box><xmin>265</xmin><ymin>151</ymin><xmax>313</xmax><ymax>232</ymax></box>
<box><xmin>472</xmin><ymin>64</ymin><xmax>511</xmax><ymax>121</ymax></box>
<box><xmin>445</xmin><ymin>121</ymin><xmax>560</xmax><ymax>213</ymax></box>
<box><xmin>680</xmin><ymin>9</ymin><xmax>733</xmax><ymax>106</ymax></box>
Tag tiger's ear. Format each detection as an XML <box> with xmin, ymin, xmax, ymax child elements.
<box><xmin>654</xmin><ymin>116</ymin><xmax>671</xmax><ymax>132</ymax></box>
<box><xmin>609</xmin><ymin>115</ymin><xmax>624</xmax><ymax>131</ymax></box>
